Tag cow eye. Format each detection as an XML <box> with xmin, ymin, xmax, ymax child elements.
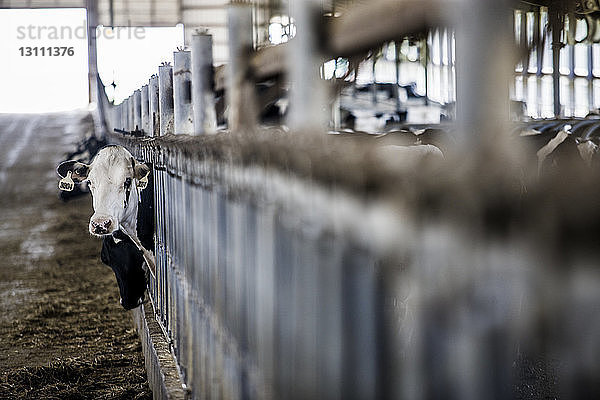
<box><xmin>124</xmin><ymin>178</ymin><xmax>132</xmax><ymax>188</ymax></box>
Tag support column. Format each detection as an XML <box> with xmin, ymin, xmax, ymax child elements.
<box><xmin>86</xmin><ymin>0</ymin><xmax>98</xmax><ymax>106</ymax></box>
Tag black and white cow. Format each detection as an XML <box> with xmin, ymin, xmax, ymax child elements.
<box><xmin>57</xmin><ymin>145</ymin><xmax>154</xmax><ymax>309</ymax></box>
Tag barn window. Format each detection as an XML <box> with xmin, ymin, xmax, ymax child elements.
<box><xmin>513</xmin><ymin>8</ymin><xmax>600</xmax><ymax>118</ymax></box>
<box><xmin>268</xmin><ymin>15</ymin><xmax>296</xmax><ymax>45</ymax></box>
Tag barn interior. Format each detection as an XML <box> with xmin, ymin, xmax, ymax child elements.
<box><xmin>2</xmin><ymin>0</ymin><xmax>600</xmax><ymax>399</ymax></box>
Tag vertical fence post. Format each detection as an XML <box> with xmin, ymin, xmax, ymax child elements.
<box><xmin>124</xmin><ymin>97</ymin><xmax>129</xmax><ymax>132</ymax></box>
<box><xmin>134</xmin><ymin>89</ymin><xmax>142</xmax><ymax>132</ymax></box>
<box><xmin>192</xmin><ymin>30</ymin><xmax>217</xmax><ymax>135</ymax></box>
<box><xmin>174</xmin><ymin>50</ymin><xmax>194</xmax><ymax>135</ymax></box>
<box><xmin>454</xmin><ymin>0</ymin><xmax>513</xmax><ymax>149</ymax></box>
<box><xmin>149</xmin><ymin>75</ymin><xmax>160</xmax><ymax>137</ymax></box>
<box><xmin>227</xmin><ymin>1</ymin><xmax>257</xmax><ymax>131</ymax></box>
<box><xmin>141</xmin><ymin>84</ymin><xmax>150</xmax><ymax>135</ymax></box>
<box><xmin>128</xmin><ymin>95</ymin><xmax>135</xmax><ymax>132</ymax></box>
<box><xmin>121</xmin><ymin>100</ymin><xmax>128</xmax><ymax>132</ymax></box>
<box><xmin>452</xmin><ymin>3</ymin><xmax>515</xmax><ymax>398</ymax></box>
<box><xmin>287</xmin><ymin>0</ymin><xmax>328</xmax><ymax>132</ymax></box>
<box><xmin>113</xmin><ymin>103</ymin><xmax>122</xmax><ymax>131</ymax></box>
<box><xmin>159</xmin><ymin>64</ymin><xmax>175</xmax><ymax>136</ymax></box>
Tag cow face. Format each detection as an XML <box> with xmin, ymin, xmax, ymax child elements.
<box><xmin>57</xmin><ymin>145</ymin><xmax>150</xmax><ymax>237</ymax></box>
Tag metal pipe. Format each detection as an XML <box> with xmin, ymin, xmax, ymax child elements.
<box><xmin>588</xmin><ymin>43</ymin><xmax>594</xmax><ymax>113</ymax></box>
<box><xmin>227</xmin><ymin>2</ymin><xmax>257</xmax><ymax>131</ymax></box>
<box><xmin>133</xmin><ymin>89</ymin><xmax>142</xmax><ymax>132</ymax></box>
<box><xmin>534</xmin><ymin>8</ymin><xmax>542</xmax><ymax>117</ymax></box>
<box><xmin>550</xmin><ymin>8</ymin><xmax>562</xmax><ymax>118</ymax></box>
<box><xmin>173</xmin><ymin>50</ymin><xmax>194</xmax><ymax>135</ymax></box>
<box><xmin>520</xmin><ymin>10</ymin><xmax>528</xmax><ymax>109</ymax></box>
<box><xmin>159</xmin><ymin>64</ymin><xmax>175</xmax><ymax>136</ymax></box>
<box><xmin>86</xmin><ymin>0</ymin><xmax>99</xmax><ymax>108</ymax></box>
<box><xmin>395</xmin><ymin>41</ymin><xmax>402</xmax><ymax>112</ymax></box>
<box><xmin>569</xmin><ymin>43</ymin><xmax>575</xmax><ymax>116</ymax></box>
<box><xmin>447</xmin><ymin>29</ymin><xmax>454</xmax><ymax>104</ymax></box>
<box><xmin>121</xmin><ymin>99</ymin><xmax>128</xmax><ymax>132</ymax></box>
<box><xmin>287</xmin><ymin>0</ymin><xmax>328</xmax><ymax>132</ymax></box>
<box><xmin>423</xmin><ymin>34</ymin><xmax>429</xmax><ymax>105</ymax></box>
<box><xmin>149</xmin><ymin>75</ymin><xmax>160</xmax><ymax>137</ymax></box>
<box><xmin>109</xmin><ymin>0</ymin><xmax>114</xmax><ymax>27</ymax></box>
<box><xmin>371</xmin><ymin>58</ymin><xmax>378</xmax><ymax>105</ymax></box>
<box><xmin>113</xmin><ymin>103</ymin><xmax>122</xmax><ymax>131</ymax></box>
<box><xmin>141</xmin><ymin>84</ymin><xmax>149</xmax><ymax>135</ymax></box>
<box><xmin>128</xmin><ymin>95</ymin><xmax>135</xmax><ymax>132</ymax></box>
<box><xmin>191</xmin><ymin>30</ymin><xmax>217</xmax><ymax>135</ymax></box>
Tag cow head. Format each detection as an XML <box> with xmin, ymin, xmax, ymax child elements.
<box><xmin>57</xmin><ymin>145</ymin><xmax>150</xmax><ymax>237</ymax></box>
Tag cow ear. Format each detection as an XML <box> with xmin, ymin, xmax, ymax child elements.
<box><xmin>134</xmin><ymin>162</ymin><xmax>150</xmax><ymax>180</ymax></box>
<box><xmin>57</xmin><ymin>160</ymin><xmax>90</xmax><ymax>182</ymax></box>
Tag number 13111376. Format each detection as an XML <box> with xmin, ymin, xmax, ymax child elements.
<box><xmin>19</xmin><ymin>47</ymin><xmax>75</xmax><ymax>56</ymax></box>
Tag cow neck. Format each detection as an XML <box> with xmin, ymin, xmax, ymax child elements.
<box><xmin>112</xmin><ymin>229</ymin><xmax>130</xmax><ymax>242</ymax></box>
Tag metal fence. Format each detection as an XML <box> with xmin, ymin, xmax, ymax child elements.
<box><xmin>101</xmin><ymin>1</ymin><xmax>600</xmax><ymax>399</ymax></box>
<box><xmin>113</xmin><ymin>127</ymin><xmax>600</xmax><ymax>400</ymax></box>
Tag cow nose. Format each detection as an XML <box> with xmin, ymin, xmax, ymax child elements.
<box><xmin>90</xmin><ymin>218</ymin><xmax>112</xmax><ymax>234</ymax></box>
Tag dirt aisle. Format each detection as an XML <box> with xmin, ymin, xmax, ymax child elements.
<box><xmin>0</xmin><ymin>112</ymin><xmax>151</xmax><ymax>399</ymax></box>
